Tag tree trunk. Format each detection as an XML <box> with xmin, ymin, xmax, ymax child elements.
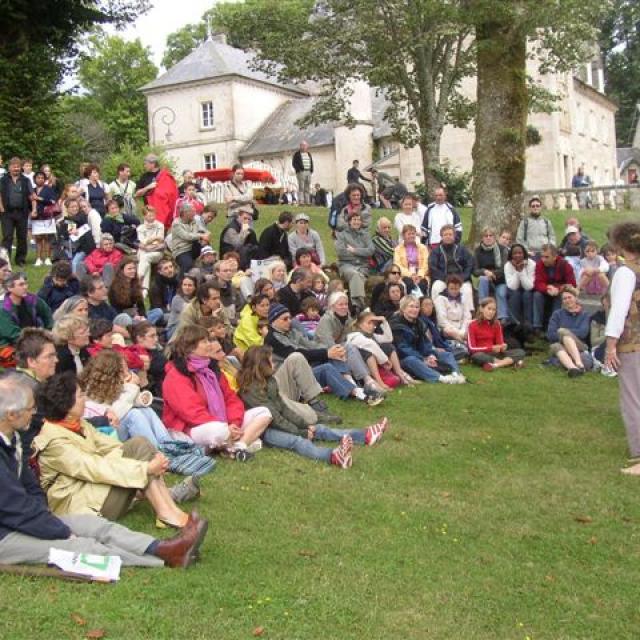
<box><xmin>419</xmin><ymin>126</ymin><xmax>443</xmax><ymax>193</ymax></box>
<box><xmin>470</xmin><ymin>21</ymin><xmax>527</xmax><ymax>244</ymax></box>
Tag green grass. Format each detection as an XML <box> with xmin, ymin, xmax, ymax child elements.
<box><xmin>4</xmin><ymin>206</ymin><xmax>640</xmax><ymax>640</ymax></box>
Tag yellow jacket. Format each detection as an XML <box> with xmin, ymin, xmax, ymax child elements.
<box><xmin>393</xmin><ymin>242</ymin><xmax>430</xmax><ymax>280</ymax></box>
<box><xmin>32</xmin><ymin>420</ymin><xmax>149</xmax><ymax>517</ymax></box>
<box><xmin>233</xmin><ymin>304</ymin><xmax>264</xmax><ymax>352</ymax></box>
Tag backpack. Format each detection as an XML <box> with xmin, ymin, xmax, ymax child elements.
<box><xmin>523</xmin><ymin>217</ymin><xmax>550</xmax><ymax>243</ymax></box>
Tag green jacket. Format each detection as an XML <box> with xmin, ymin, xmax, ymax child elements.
<box><xmin>240</xmin><ymin>378</ymin><xmax>308</xmax><ymax>437</ymax></box>
<box><xmin>0</xmin><ymin>294</ymin><xmax>53</xmax><ymax>346</ymax></box>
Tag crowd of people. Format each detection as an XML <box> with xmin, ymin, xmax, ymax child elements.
<box><xmin>0</xmin><ymin>153</ymin><xmax>636</xmax><ymax>573</ymax></box>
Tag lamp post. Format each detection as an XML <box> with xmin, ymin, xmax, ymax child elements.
<box><xmin>151</xmin><ymin>106</ymin><xmax>176</xmax><ymax>145</ymax></box>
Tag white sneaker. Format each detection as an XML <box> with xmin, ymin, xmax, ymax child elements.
<box><xmin>601</xmin><ymin>366</ymin><xmax>618</xmax><ymax>378</ymax></box>
<box><xmin>44</xmin><ymin>258</ymin><xmax>52</xmax><ymax>266</ymax></box>
<box><xmin>34</xmin><ymin>258</ymin><xmax>42</xmax><ymax>267</ymax></box>
<box><xmin>246</xmin><ymin>439</ymin><xmax>263</xmax><ymax>454</ymax></box>
<box><xmin>451</xmin><ymin>372</ymin><xmax>467</xmax><ymax>384</ymax></box>
<box><xmin>440</xmin><ymin>374</ymin><xmax>460</xmax><ymax>384</ymax></box>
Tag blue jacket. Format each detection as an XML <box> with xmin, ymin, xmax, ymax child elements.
<box><xmin>390</xmin><ymin>314</ymin><xmax>436</xmax><ymax>360</ymax></box>
<box><xmin>37</xmin><ymin>276</ymin><xmax>80</xmax><ymax>313</ymax></box>
<box><xmin>547</xmin><ymin>307</ymin><xmax>591</xmax><ymax>343</ymax></box>
<box><xmin>0</xmin><ymin>432</ymin><xmax>70</xmax><ymax>542</ymax></box>
<box><xmin>420</xmin><ymin>314</ymin><xmax>450</xmax><ymax>351</ymax></box>
<box><xmin>428</xmin><ymin>243</ymin><xmax>473</xmax><ymax>283</ymax></box>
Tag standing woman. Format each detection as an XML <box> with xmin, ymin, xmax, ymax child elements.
<box><xmin>31</xmin><ymin>170</ymin><xmax>58</xmax><ymax>266</ymax></box>
<box><xmin>224</xmin><ymin>164</ymin><xmax>255</xmax><ymax>221</ymax></box>
<box><xmin>604</xmin><ymin>223</ymin><xmax>640</xmax><ymax>472</ymax></box>
<box><xmin>81</xmin><ymin>164</ymin><xmax>107</xmax><ymax>216</ymax></box>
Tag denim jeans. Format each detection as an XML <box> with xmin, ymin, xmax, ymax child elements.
<box><xmin>478</xmin><ymin>277</ymin><xmax>508</xmax><ymax>320</ymax></box>
<box><xmin>533</xmin><ymin>291</ymin><xmax>561</xmax><ymax>329</ymax></box>
<box><xmin>117</xmin><ymin>407</ymin><xmax>171</xmax><ymax>447</ymax></box>
<box><xmin>399</xmin><ymin>355</ymin><xmax>441</xmax><ymax>382</ymax></box>
<box><xmin>507</xmin><ymin>288</ymin><xmax>534</xmax><ymax>326</ymax></box>
<box><xmin>71</xmin><ymin>251</ymin><xmax>86</xmax><ymax>275</ymax></box>
<box><xmin>262</xmin><ymin>424</ymin><xmax>365</xmax><ymax>463</ymax></box>
<box><xmin>146</xmin><ymin>308</ymin><xmax>165</xmax><ymax>326</ymax></box>
<box><xmin>312</xmin><ymin>362</ymin><xmax>355</xmax><ymax>399</ymax></box>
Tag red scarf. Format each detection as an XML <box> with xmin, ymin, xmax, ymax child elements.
<box><xmin>52</xmin><ymin>417</ymin><xmax>83</xmax><ymax>434</ymax></box>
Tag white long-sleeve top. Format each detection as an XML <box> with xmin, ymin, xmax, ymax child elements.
<box><xmin>605</xmin><ymin>266</ymin><xmax>636</xmax><ymax>339</ymax></box>
<box><xmin>504</xmin><ymin>259</ymin><xmax>536</xmax><ymax>291</ymax></box>
<box><xmin>434</xmin><ymin>295</ymin><xmax>472</xmax><ymax>337</ymax></box>
<box><xmin>394</xmin><ymin>211</ymin><xmax>423</xmax><ymax>236</ymax></box>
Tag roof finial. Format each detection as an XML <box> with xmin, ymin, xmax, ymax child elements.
<box><xmin>206</xmin><ymin>15</ymin><xmax>213</xmax><ymax>41</ymax></box>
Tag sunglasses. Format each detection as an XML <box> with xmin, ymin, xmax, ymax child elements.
<box><xmin>390</xmin><ymin>271</ymin><xmax>401</xmax><ymax>275</ymax></box>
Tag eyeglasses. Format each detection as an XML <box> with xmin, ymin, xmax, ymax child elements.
<box><xmin>390</xmin><ymin>271</ymin><xmax>401</xmax><ymax>275</ymax></box>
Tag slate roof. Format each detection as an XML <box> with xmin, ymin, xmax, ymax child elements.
<box><xmin>141</xmin><ymin>38</ymin><xmax>307</xmax><ymax>95</ymax></box>
<box><xmin>617</xmin><ymin>147</ymin><xmax>640</xmax><ymax>170</ymax></box>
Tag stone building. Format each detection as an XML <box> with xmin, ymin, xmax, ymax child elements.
<box><xmin>141</xmin><ymin>35</ymin><xmax>618</xmax><ymax>195</ymax></box>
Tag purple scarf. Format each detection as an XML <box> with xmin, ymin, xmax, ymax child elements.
<box><xmin>187</xmin><ymin>355</ymin><xmax>227</xmax><ymax>422</ymax></box>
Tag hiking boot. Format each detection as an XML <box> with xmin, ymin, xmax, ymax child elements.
<box><xmin>330</xmin><ymin>435</ymin><xmax>353</xmax><ymax>469</ymax></box>
<box><xmin>309</xmin><ymin>399</ymin><xmax>343</xmax><ymax>424</ymax></box>
<box><xmin>169</xmin><ymin>476</ymin><xmax>201</xmax><ymax>504</ymax></box>
<box><xmin>364</xmin><ymin>388</ymin><xmax>385</xmax><ymax>406</ymax></box>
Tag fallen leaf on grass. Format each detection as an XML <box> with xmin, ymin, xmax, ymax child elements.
<box><xmin>86</xmin><ymin>630</ymin><xmax>106</xmax><ymax>639</ymax></box>
<box><xmin>298</xmin><ymin>549</ymin><xmax>317</xmax><ymax>558</ymax></box>
<box><xmin>545</xmin><ymin>574</ymin><xmax>555</xmax><ymax>582</ymax></box>
<box><xmin>440</xmin><ymin>491</ymin><xmax>451</xmax><ymax>498</ymax></box>
<box><xmin>574</xmin><ymin>515</ymin><xmax>593</xmax><ymax>524</ymax></box>
<box><xmin>392</xmin><ymin>433</ymin><xmax>404</xmax><ymax>441</ymax></box>
<box><xmin>588</xmin><ymin>536</ymin><xmax>598</xmax><ymax>545</ymax></box>
<box><xmin>70</xmin><ymin>613</ymin><xmax>86</xmax><ymax>626</ymax></box>
<box><xmin>253</xmin><ymin>626</ymin><xmax>265</xmax><ymax>636</ymax></box>
<box><xmin>258</xmin><ymin>480</ymin><xmax>272</xmax><ymax>487</ymax></box>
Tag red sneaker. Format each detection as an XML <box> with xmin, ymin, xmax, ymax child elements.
<box><xmin>365</xmin><ymin>417</ymin><xmax>389</xmax><ymax>446</ymax></box>
<box><xmin>330</xmin><ymin>435</ymin><xmax>353</xmax><ymax>468</ymax></box>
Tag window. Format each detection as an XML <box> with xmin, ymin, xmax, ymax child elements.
<box><xmin>203</xmin><ymin>153</ymin><xmax>217</xmax><ymax>170</ymax></box>
<box><xmin>201</xmin><ymin>101</ymin><xmax>214</xmax><ymax>128</ymax></box>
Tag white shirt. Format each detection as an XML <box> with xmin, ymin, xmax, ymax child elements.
<box><xmin>427</xmin><ymin>203</ymin><xmax>454</xmax><ymax>244</ymax></box>
<box><xmin>504</xmin><ymin>259</ymin><xmax>536</xmax><ymax>290</ymax></box>
<box><xmin>605</xmin><ymin>265</ymin><xmax>636</xmax><ymax>338</ymax></box>
<box><xmin>394</xmin><ymin>211</ymin><xmax>423</xmax><ymax>236</ymax></box>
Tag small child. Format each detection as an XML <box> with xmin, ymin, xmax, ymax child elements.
<box><xmin>295</xmin><ymin>297</ymin><xmax>322</xmax><ymax>336</ymax></box>
<box><xmin>87</xmin><ymin>318</ymin><xmax>149</xmax><ymax>373</ymax></box>
<box><xmin>578</xmin><ymin>240</ymin><xmax>609</xmax><ymax>295</ymax></box>
<box><xmin>257</xmin><ymin>318</ymin><xmax>269</xmax><ymax>340</ymax></box>
<box><xmin>311</xmin><ymin>274</ymin><xmax>328</xmax><ymax>310</ymax></box>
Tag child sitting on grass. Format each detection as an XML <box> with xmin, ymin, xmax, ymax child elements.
<box><xmin>468</xmin><ymin>297</ymin><xmax>526</xmax><ymax>371</ymax></box>
<box><xmin>237</xmin><ymin>345</ymin><xmax>389</xmax><ymax>469</ymax></box>
<box><xmin>578</xmin><ymin>240</ymin><xmax>609</xmax><ymax>295</ymax></box>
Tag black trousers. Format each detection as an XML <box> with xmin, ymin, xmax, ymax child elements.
<box><xmin>2</xmin><ymin>209</ymin><xmax>28</xmax><ymax>265</ymax></box>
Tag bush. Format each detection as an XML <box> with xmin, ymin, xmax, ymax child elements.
<box><xmin>100</xmin><ymin>143</ymin><xmax>177</xmax><ymax>182</ymax></box>
<box><xmin>415</xmin><ymin>166</ymin><xmax>472</xmax><ymax>207</ymax></box>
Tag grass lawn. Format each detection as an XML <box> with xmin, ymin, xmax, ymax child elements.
<box><xmin>3</xmin><ymin>206</ymin><xmax>640</xmax><ymax>640</ymax></box>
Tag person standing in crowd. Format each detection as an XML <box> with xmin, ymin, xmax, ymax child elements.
<box><xmin>80</xmin><ymin>164</ymin><xmax>107</xmax><ymax>216</ymax></box>
<box><xmin>292</xmin><ymin>141</ymin><xmax>314</xmax><ymax>206</ymax></box>
<box><xmin>31</xmin><ymin>170</ymin><xmax>58</xmax><ymax>266</ymax></box>
<box><xmin>135</xmin><ymin>154</ymin><xmax>178</xmax><ymax>230</ymax></box>
<box><xmin>604</xmin><ymin>223</ymin><xmax>640</xmax><ymax>473</ymax></box>
<box><xmin>108</xmin><ymin>163</ymin><xmax>137</xmax><ymax>217</ymax></box>
<box><xmin>0</xmin><ymin>157</ymin><xmax>34</xmax><ymax>267</ymax></box>
<box><xmin>346</xmin><ymin>160</ymin><xmax>371</xmax><ymax>187</ymax></box>
<box><xmin>516</xmin><ymin>197</ymin><xmax>556</xmax><ymax>258</ymax></box>
<box><xmin>421</xmin><ymin>187</ymin><xmax>462</xmax><ymax>248</ymax></box>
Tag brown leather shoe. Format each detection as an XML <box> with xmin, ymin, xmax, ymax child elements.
<box><xmin>155</xmin><ymin>513</ymin><xmax>209</xmax><ymax>568</ymax></box>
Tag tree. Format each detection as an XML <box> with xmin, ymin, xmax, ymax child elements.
<box><xmin>77</xmin><ymin>35</ymin><xmax>158</xmax><ymax>150</ymax></box>
<box><xmin>600</xmin><ymin>0</ymin><xmax>640</xmax><ymax>146</ymax></box>
<box><xmin>469</xmin><ymin>0</ymin><xmax>609</xmax><ymax>242</ymax></box>
<box><xmin>166</xmin><ymin>0</ymin><xmax>475</xmax><ymax>185</ymax></box>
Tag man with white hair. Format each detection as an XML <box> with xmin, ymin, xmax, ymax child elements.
<box><xmin>421</xmin><ymin>187</ymin><xmax>463</xmax><ymax>248</ymax></box>
<box><xmin>292</xmin><ymin>141</ymin><xmax>314</xmax><ymax>205</ymax></box>
<box><xmin>0</xmin><ymin>374</ymin><xmax>208</xmax><ymax>568</ymax></box>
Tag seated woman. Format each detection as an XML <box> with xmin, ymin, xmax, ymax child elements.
<box><xmin>162</xmin><ymin>325</ymin><xmax>272</xmax><ymax>458</ymax></box>
<box><xmin>80</xmin><ymin>234</ymin><xmax>123</xmax><ymax>285</ymax></box>
<box><xmin>33</xmin><ymin>372</ymin><xmax>192</xmax><ymax>529</ymax></box>
<box><xmin>288</xmin><ymin>213</ymin><xmax>326</xmax><ymax>266</ymax></box>
<box><xmin>467</xmin><ymin>297</ymin><xmax>526</xmax><ymax>371</ymax></box>
<box><xmin>109</xmin><ymin>256</ymin><xmax>163</xmax><ymax>326</ymax></box>
<box><xmin>238</xmin><ymin>346</ymin><xmax>389</xmax><ymax>469</ymax></box>
<box><xmin>373</xmin><ymin>281</ymin><xmax>404</xmax><ymax>318</ymax></box>
<box><xmin>433</xmin><ymin>275</ymin><xmax>472</xmax><ymax>353</ymax></box>
<box><xmin>53</xmin><ymin>315</ymin><xmax>91</xmax><ymax>374</ymax></box>
<box><xmin>419</xmin><ymin>296</ymin><xmax>467</xmax><ymax>361</ymax></box>
<box><xmin>393</xmin><ymin>195</ymin><xmax>423</xmax><ymax>238</ymax></box>
<box><xmin>293</xmin><ymin>248</ymin><xmax>329</xmax><ymax>282</ymax></box>
<box><xmin>393</xmin><ymin>224</ymin><xmax>429</xmax><ymax>296</ymax></box>
<box><xmin>131</xmin><ymin>321</ymin><xmax>167</xmax><ymax>398</ymax></box>
<box><xmin>58</xmin><ymin>198</ymin><xmax>96</xmax><ymax>274</ymax></box>
<box><xmin>334</xmin><ymin>183</ymin><xmax>372</xmax><ymax>232</ymax></box>
<box><xmin>390</xmin><ymin>296</ymin><xmax>465</xmax><ymax>384</ymax></box>
<box><xmin>234</xmin><ymin>294</ymin><xmax>271</xmax><ymax>352</ymax></box>
<box><xmin>578</xmin><ymin>240</ymin><xmax>609</xmax><ymax>296</ymax></box>
<box><xmin>52</xmin><ymin>294</ymin><xmax>89</xmax><ymax>322</ymax></box>
<box><xmin>335</xmin><ymin>212</ymin><xmax>374</xmax><ymax>312</ymax></box>
<box><xmin>504</xmin><ymin>243</ymin><xmax>536</xmax><ymax>331</ymax></box>
<box><xmin>166</xmin><ymin>274</ymin><xmax>198</xmax><ymax>339</ymax></box>
<box><xmin>266</xmin><ymin>260</ymin><xmax>288</xmax><ymax>292</ymax></box>
<box><xmin>371</xmin><ymin>217</ymin><xmax>396</xmax><ymax>273</ymax></box>
<box><xmin>316</xmin><ymin>291</ymin><xmax>386</xmax><ymax>395</ymax></box>
<box><xmin>547</xmin><ymin>285</ymin><xmax>592</xmax><ymax>378</ymax></box>
<box><xmin>370</xmin><ymin>264</ymin><xmax>408</xmax><ymax>312</ymax></box>
<box><xmin>473</xmin><ymin>227</ymin><xmax>509</xmax><ymax>323</ymax></box>
<box><xmin>346</xmin><ymin>310</ymin><xmax>416</xmax><ymax>387</ymax></box>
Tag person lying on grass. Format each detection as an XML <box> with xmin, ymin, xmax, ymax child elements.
<box><xmin>0</xmin><ymin>374</ymin><xmax>208</xmax><ymax>569</ymax></box>
<box><xmin>237</xmin><ymin>345</ymin><xmax>388</xmax><ymax>469</ymax></box>
<box><xmin>467</xmin><ymin>297</ymin><xmax>526</xmax><ymax>372</ymax></box>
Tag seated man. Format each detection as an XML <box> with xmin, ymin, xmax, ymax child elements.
<box><xmin>428</xmin><ymin>224</ymin><xmax>474</xmax><ymax>308</ymax></box>
<box><xmin>171</xmin><ymin>203</ymin><xmax>210</xmax><ymax>276</ymax></box>
<box><xmin>257</xmin><ymin>211</ymin><xmax>293</xmax><ymax>268</ymax></box>
<box><xmin>213</xmin><ymin>258</ymin><xmax>243</xmax><ymax>323</ymax></box>
<box><xmin>148</xmin><ymin>258</ymin><xmax>178</xmax><ymax>319</ymax></box>
<box><xmin>265</xmin><ymin>303</ymin><xmax>382</xmax><ymax>406</ymax></box>
<box><xmin>0</xmin><ymin>272</ymin><xmax>53</xmax><ymax>349</ymax></box>
<box><xmin>36</xmin><ymin>260</ymin><xmax>80</xmax><ymax>314</ymax></box>
<box><xmin>219</xmin><ymin>211</ymin><xmax>259</xmax><ymax>269</ymax></box>
<box><xmin>172</xmin><ymin>280</ymin><xmax>231</xmax><ymax>341</ymax></box>
<box><xmin>533</xmin><ymin>244</ymin><xmax>576</xmax><ymax>331</ymax></box>
<box><xmin>276</xmin><ymin>268</ymin><xmax>315</xmax><ymax>317</ymax></box>
<box><xmin>0</xmin><ymin>374</ymin><xmax>207</xmax><ymax>568</ymax></box>
<box><xmin>80</xmin><ymin>274</ymin><xmax>130</xmax><ymax>338</ymax></box>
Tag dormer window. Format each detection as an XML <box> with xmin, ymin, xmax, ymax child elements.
<box><xmin>201</xmin><ymin>101</ymin><xmax>214</xmax><ymax>128</ymax></box>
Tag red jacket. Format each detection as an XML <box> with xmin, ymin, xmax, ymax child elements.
<box><xmin>84</xmin><ymin>248</ymin><xmax>124</xmax><ymax>275</ymax></box>
<box><xmin>162</xmin><ymin>361</ymin><xmax>244</xmax><ymax>433</ymax></box>
<box><xmin>147</xmin><ymin>169</ymin><xmax>179</xmax><ymax>230</ymax></box>
<box><xmin>87</xmin><ymin>343</ymin><xmax>146</xmax><ymax>371</ymax></box>
<box><xmin>467</xmin><ymin>319</ymin><xmax>504</xmax><ymax>353</ymax></box>
<box><xmin>534</xmin><ymin>257</ymin><xmax>576</xmax><ymax>294</ymax></box>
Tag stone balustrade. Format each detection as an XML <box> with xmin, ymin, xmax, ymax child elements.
<box><xmin>523</xmin><ymin>183</ymin><xmax>640</xmax><ymax>211</ymax></box>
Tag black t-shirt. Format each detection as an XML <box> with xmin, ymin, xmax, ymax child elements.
<box><xmin>138</xmin><ymin>171</ymin><xmax>160</xmax><ymax>201</ymax></box>
<box><xmin>16</xmin><ymin>301</ymin><xmax>35</xmax><ymax>328</ymax></box>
